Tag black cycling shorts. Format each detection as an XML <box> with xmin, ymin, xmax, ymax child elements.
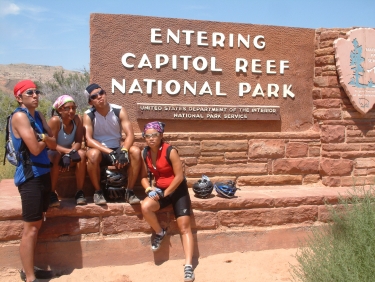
<box><xmin>18</xmin><ymin>173</ymin><xmax>51</xmax><ymax>222</ymax></box>
<box><xmin>158</xmin><ymin>179</ymin><xmax>191</xmax><ymax>218</ymax></box>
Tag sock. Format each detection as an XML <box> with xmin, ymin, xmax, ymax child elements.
<box><xmin>157</xmin><ymin>229</ymin><xmax>165</xmax><ymax>236</ymax></box>
<box><xmin>185</xmin><ymin>264</ymin><xmax>192</xmax><ymax>268</ymax></box>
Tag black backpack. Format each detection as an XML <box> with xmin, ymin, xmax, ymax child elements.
<box><xmin>86</xmin><ymin>106</ymin><xmax>121</xmax><ymax>122</ymax></box>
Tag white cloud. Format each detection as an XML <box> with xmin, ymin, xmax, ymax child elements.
<box><xmin>0</xmin><ymin>1</ymin><xmax>21</xmax><ymax>17</ymax></box>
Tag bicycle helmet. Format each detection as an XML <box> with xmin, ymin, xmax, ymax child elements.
<box><xmin>192</xmin><ymin>175</ymin><xmax>213</xmax><ymax>198</ymax></box>
<box><xmin>214</xmin><ymin>180</ymin><xmax>239</xmax><ymax>198</ymax></box>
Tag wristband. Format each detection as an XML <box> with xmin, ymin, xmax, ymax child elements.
<box><xmin>145</xmin><ymin>187</ymin><xmax>152</xmax><ymax>194</ymax></box>
<box><xmin>121</xmin><ymin>148</ymin><xmax>128</xmax><ymax>152</ymax></box>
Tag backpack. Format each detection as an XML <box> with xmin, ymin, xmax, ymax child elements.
<box><xmin>3</xmin><ymin>108</ymin><xmax>50</xmax><ymax>169</ymax></box>
<box><xmin>142</xmin><ymin>143</ymin><xmax>174</xmax><ymax>186</ymax></box>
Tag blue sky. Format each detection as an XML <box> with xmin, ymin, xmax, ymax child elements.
<box><xmin>0</xmin><ymin>0</ymin><xmax>374</xmax><ymax>71</ymax></box>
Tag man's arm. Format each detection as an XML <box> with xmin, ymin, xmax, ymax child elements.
<box><xmin>12</xmin><ymin>112</ymin><xmax>56</xmax><ymax>155</ymax></box>
<box><xmin>119</xmin><ymin>107</ymin><xmax>134</xmax><ymax>150</ymax></box>
<box><xmin>82</xmin><ymin>113</ymin><xmax>112</xmax><ymax>153</ymax></box>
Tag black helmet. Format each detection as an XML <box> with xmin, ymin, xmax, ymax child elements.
<box><xmin>214</xmin><ymin>180</ymin><xmax>239</xmax><ymax>198</ymax></box>
<box><xmin>105</xmin><ymin>170</ymin><xmax>127</xmax><ymax>187</ymax></box>
<box><xmin>192</xmin><ymin>175</ymin><xmax>213</xmax><ymax>198</ymax></box>
<box><xmin>104</xmin><ymin>170</ymin><xmax>127</xmax><ymax>201</ymax></box>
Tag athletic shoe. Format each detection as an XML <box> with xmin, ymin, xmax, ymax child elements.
<box><xmin>184</xmin><ymin>265</ymin><xmax>195</xmax><ymax>282</ymax></box>
<box><xmin>49</xmin><ymin>192</ymin><xmax>60</xmax><ymax>208</ymax></box>
<box><xmin>19</xmin><ymin>266</ymin><xmax>53</xmax><ymax>281</ymax></box>
<box><xmin>75</xmin><ymin>190</ymin><xmax>87</xmax><ymax>205</ymax></box>
<box><xmin>126</xmin><ymin>189</ymin><xmax>140</xmax><ymax>205</ymax></box>
<box><xmin>94</xmin><ymin>190</ymin><xmax>107</xmax><ymax>205</ymax></box>
<box><xmin>151</xmin><ymin>229</ymin><xmax>166</xmax><ymax>252</ymax></box>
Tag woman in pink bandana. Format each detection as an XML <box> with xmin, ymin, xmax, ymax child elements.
<box><xmin>47</xmin><ymin>95</ymin><xmax>87</xmax><ymax>206</ymax></box>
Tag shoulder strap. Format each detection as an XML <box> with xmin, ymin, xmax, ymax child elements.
<box><xmin>113</xmin><ymin>107</ymin><xmax>121</xmax><ymax>120</ymax></box>
<box><xmin>142</xmin><ymin>146</ymin><xmax>152</xmax><ymax>186</ymax></box>
<box><xmin>87</xmin><ymin>107</ymin><xmax>96</xmax><ymax>122</ymax></box>
<box><xmin>165</xmin><ymin>145</ymin><xmax>174</xmax><ymax>167</ymax></box>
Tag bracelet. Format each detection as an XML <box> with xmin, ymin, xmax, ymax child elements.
<box><xmin>121</xmin><ymin>147</ymin><xmax>128</xmax><ymax>152</ymax></box>
<box><xmin>145</xmin><ymin>187</ymin><xmax>152</xmax><ymax>194</ymax></box>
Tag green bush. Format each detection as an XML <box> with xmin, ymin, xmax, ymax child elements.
<box><xmin>292</xmin><ymin>187</ymin><xmax>375</xmax><ymax>282</ymax></box>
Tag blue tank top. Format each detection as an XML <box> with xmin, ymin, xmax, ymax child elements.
<box><xmin>10</xmin><ymin>108</ymin><xmax>50</xmax><ymax>186</ymax></box>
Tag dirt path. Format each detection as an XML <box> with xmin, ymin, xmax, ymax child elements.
<box><xmin>2</xmin><ymin>248</ymin><xmax>299</xmax><ymax>282</ymax></box>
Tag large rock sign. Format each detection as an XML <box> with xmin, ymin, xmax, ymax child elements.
<box><xmin>89</xmin><ymin>14</ymin><xmax>315</xmax><ymax>133</ymax></box>
<box><xmin>334</xmin><ymin>28</ymin><xmax>375</xmax><ymax>115</ymax></box>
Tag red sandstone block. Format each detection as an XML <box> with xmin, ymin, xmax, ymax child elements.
<box><xmin>346</xmin><ymin>130</ymin><xmax>363</xmax><ymax>137</ymax></box>
<box><xmin>313</xmin><ymin>99</ymin><xmax>341</xmax><ymax>108</ymax></box>
<box><xmin>303</xmin><ymin>174</ymin><xmax>321</xmax><ymax>185</ymax></box>
<box><xmin>347</xmin><ymin>137</ymin><xmax>375</xmax><ymax>143</ymax></box>
<box><xmin>322</xmin><ymin>176</ymin><xmax>341</xmax><ymax>187</ymax></box>
<box><xmin>185</xmin><ymin>163</ymin><xmax>267</xmax><ymax>177</ymax></box>
<box><xmin>218</xmin><ymin>206</ymin><xmax>318</xmax><ymax>227</ymax></box>
<box><xmin>309</xmin><ymin>146</ymin><xmax>321</xmax><ymax>157</ymax></box>
<box><xmin>355</xmin><ymin>158</ymin><xmax>375</xmax><ymax>169</ymax></box>
<box><xmin>286</xmin><ymin>143</ymin><xmax>308</xmax><ymax>158</ymax></box>
<box><xmin>322</xmin><ymin>71</ymin><xmax>338</xmax><ymax>76</ymax></box>
<box><xmin>315</xmin><ymin>55</ymin><xmax>335</xmax><ymax>66</ymax></box>
<box><xmin>327</xmin><ymin>76</ymin><xmax>340</xmax><ymax>87</ymax></box>
<box><xmin>314</xmin><ymin>76</ymin><xmax>328</xmax><ymax>87</ymax></box>
<box><xmin>237</xmin><ymin>175</ymin><xmax>302</xmax><ymax>186</ymax></box>
<box><xmin>354</xmin><ymin>169</ymin><xmax>367</xmax><ymax>176</ymax></box>
<box><xmin>0</xmin><ymin>220</ymin><xmax>23</xmax><ymax>241</ymax></box>
<box><xmin>224</xmin><ymin>151</ymin><xmax>248</xmax><ymax>159</ymax></box>
<box><xmin>319</xmin><ymin>40</ymin><xmax>334</xmax><ymax>48</ymax></box>
<box><xmin>46</xmin><ymin>201</ymin><xmax>126</xmax><ymax>217</ymax></box>
<box><xmin>320</xmin><ymin>31</ymin><xmax>340</xmax><ymax>41</ymax></box>
<box><xmin>341</xmin><ymin>176</ymin><xmax>375</xmax><ymax>187</ymax></box>
<box><xmin>322</xmin><ymin>65</ymin><xmax>337</xmax><ymax>72</ymax></box>
<box><xmin>190</xmin><ymin>211</ymin><xmax>218</xmax><ymax>230</ymax></box>
<box><xmin>320</xmin><ymin>158</ymin><xmax>353</xmax><ymax>176</ymax></box>
<box><xmin>38</xmin><ymin>217</ymin><xmax>100</xmax><ymax>239</ymax></box>
<box><xmin>362</xmin><ymin>144</ymin><xmax>375</xmax><ymax>151</ymax></box>
<box><xmin>320</xmin><ymin>88</ymin><xmax>342</xmax><ymax>98</ymax></box>
<box><xmin>312</xmin><ymin>88</ymin><xmax>321</xmax><ymax>99</ymax></box>
<box><xmin>175</xmin><ymin>146</ymin><xmax>201</xmax><ymax>157</ymax></box>
<box><xmin>321</xmin><ymin>125</ymin><xmax>345</xmax><ymax>143</ymax></box>
<box><xmin>315</xmin><ymin>67</ymin><xmax>322</xmax><ymax>77</ymax></box>
<box><xmin>102</xmin><ymin>214</ymin><xmax>154</xmax><ymax>235</ymax></box>
<box><xmin>322</xmin><ymin>144</ymin><xmax>359</xmax><ymax>152</ymax></box>
<box><xmin>201</xmin><ymin>140</ymin><xmax>248</xmax><ymax>152</ymax></box>
<box><xmin>342</xmin><ymin>151</ymin><xmax>375</xmax><ymax>159</ymax></box>
<box><xmin>312</xmin><ymin>109</ymin><xmax>341</xmax><ymax>120</ymax></box>
<box><xmin>248</xmin><ymin>139</ymin><xmax>286</xmax><ymax>158</ymax></box>
<box><xmin>198</xmin><ymin>156</ymin><xmax>225</xmax><ymax>164</ymax></box>
<box><xmin>321</xmin><ymin>151</ymin><xmax>341</xmax><ymax>158</ymax></box>
<box><xmin>315</xmin><ymin>47</ymin><xmax>335</xmax><ymax>56</ymax></box>
<box><xmin>183</xmin><ymin>157</ymin><xmax>198</xmax><ymax>166</ymax></box>
<box><xmin>273</xmin><ymin>158</ymin><xmax>320</xmax><ymax>175</ymax></box>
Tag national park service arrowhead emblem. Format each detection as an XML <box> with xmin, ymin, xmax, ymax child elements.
<box><xmin>334</xmin><ymin>28</ymin><xmax>375</xmax><ymax>114</ymax></box>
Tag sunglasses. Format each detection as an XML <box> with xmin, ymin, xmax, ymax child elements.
<box><xmin>144</xmin><ymin>132</ymin><xmax>160</xmax><ymax>139</ymax></box>
<box><xmin>25</xmin><ymin>90</ymin><xmax>41</xmax><ymax>96</ymax></box>
<box><xmin>62</xmin><ymin>106</ymin><xmax>77</xmax><ymax>111</ymax></box>
<box><xmin>90</xmin><ymin>89</ymin><xmax>105</xmax><ymax>100</ymax></box>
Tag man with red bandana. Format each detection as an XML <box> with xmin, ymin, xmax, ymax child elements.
<box><xmin>11</xmin><ymin>80</ymin><xmax>56</xmax><ymax>282</ymax></box>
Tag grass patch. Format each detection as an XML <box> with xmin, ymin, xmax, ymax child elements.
<box><xmin>291</xmin><ymin>186</ymin><xmax>375</xmax><ymax>282</ymax></box>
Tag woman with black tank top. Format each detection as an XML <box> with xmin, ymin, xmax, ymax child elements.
<box><xmin>47</xmin><ymin>95</ymin><xmax>87</xmax><ymax>206</ymax></box>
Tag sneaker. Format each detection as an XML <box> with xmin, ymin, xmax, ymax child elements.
<box><xmin>49</xmin><ymin>191</ymin><xmax>60</xmax><ymax>208</ymax></box>
<box><xmin>151</xmin><ymin>229</ymin><xmax>166</xmax><ymax>252</ymax></box>
<box><xmin>75</xmin><ymin>190</ymin><xmax>87</xmax><ymax>205</ymax></box>
<box><xmin>184</xmin><ymin>265</ymin><xmax>195</xmax><ymax>282</ymax></box>
<box><xmin>94</xmin><ymin>190</ymin><xmax>107</xmax><ymax>205</ymax></box>
<box><xmin>126</xmin><ymin>189</ymin><xmax>140</xmax><ymax>205</ymax></box>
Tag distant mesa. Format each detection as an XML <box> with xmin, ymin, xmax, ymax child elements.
<box><xmin>0</xmin><ymin>63</ymin><xmax>82</xmax><ymax>95</ymax></box>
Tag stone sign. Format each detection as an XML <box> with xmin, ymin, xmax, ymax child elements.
<box><xmin>90</xmin><ymin>14</ymin><xmax>315</xmax><ymax>132</ymax></box>
<box><xmin>334</xmin><ymin>28</ymin><xmax>375</xmax><ymax>115</ymax></box>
